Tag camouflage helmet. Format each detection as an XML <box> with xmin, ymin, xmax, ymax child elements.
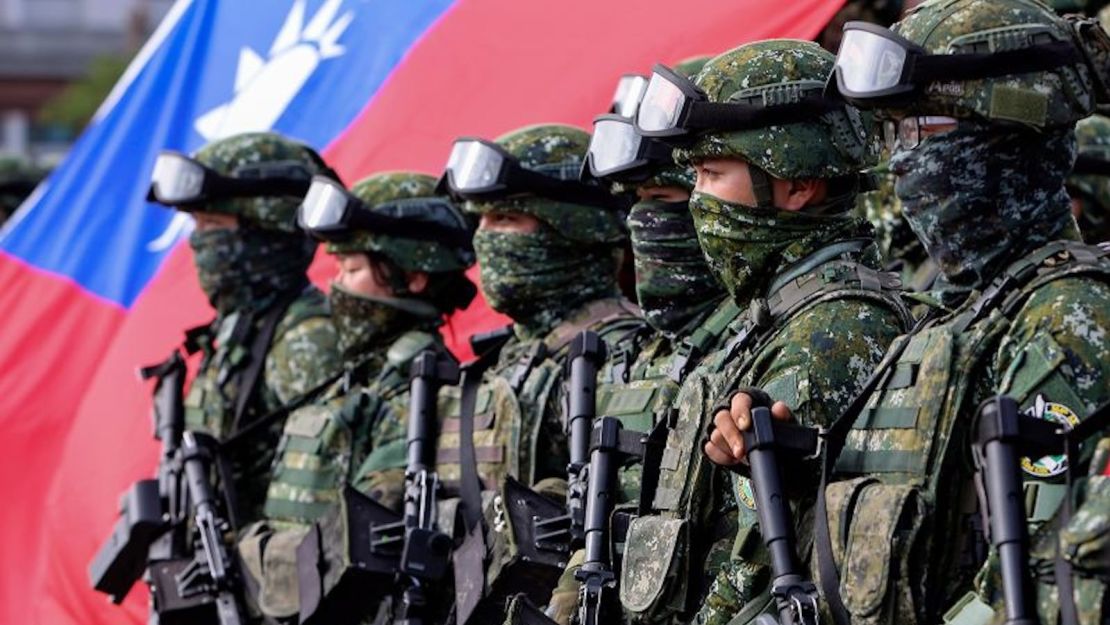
<box><xmin>1069</xmin><ymin>114</ymin><xmax>1110</xmax><ymax>239</ymax></box>
<box><xmin>193</xmin><ymin>131</ymin><xmax>331</xmax><ymax>233</ymax></box>
<box><xmin>674</xmin><ymin>39</ymin><xmax>872</xmax><ymax>180</ymax></box>
<box><xmin>887</xmin><ymin>0</ymin><xmax>1096</xmax><ymax>128</ymax></box>
<box><xmin>326</xmin><ymin>171</ymin><xmax>474</xmax><ymax>273</ymax></box>
<box><xmin>466</xmin><ymin>123</ymin><xmax>626</xmax><ymax>244</ymax></box>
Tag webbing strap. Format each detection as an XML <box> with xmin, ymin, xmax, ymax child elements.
<box><xmin>231</xmin><ymin>289</ymin><xmax>301</xmax><ymax>434</ymax></box>
<box><xmin>458</xmin><ymin>345</ymin><xmax>503</xmax><ymax>532</ymax></box>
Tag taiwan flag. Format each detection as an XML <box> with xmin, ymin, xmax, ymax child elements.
<box><xmin>0</xmin><ymin>1</ymin><xmax>845</xmax><ymax>623</ymax></box>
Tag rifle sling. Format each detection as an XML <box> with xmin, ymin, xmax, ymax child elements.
<box><xmin>231</xmin><ymin>290</ymin><xmax>301</xmax><ymax>435</ymax></box>
<box><xmin>459</xmin><ymin>345</ymin><xmax>503</xmax><ymax>531</ymax></box>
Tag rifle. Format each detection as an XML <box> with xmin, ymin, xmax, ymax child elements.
<box><xmin>973</xmin><ymin>396</ymin><xmax>1065</xmax><ymax>625</ymax></box>
<box><xmin>532</xmin><ymin>331</ymin><xmax>607</xmax><ymax>553</ymax></box>
<box><xmin>742</xmin><ymin>405</ymin><xmax>822</xmax><ymax>625</ymax></box>
<box><xmin>297</xmin><ymin>349</ymin><xmax>459</xmax><ymax>625</ymax></box>
<box><xmin>575</xmin><ymin>416</ymin><xmax>647</xmax><ymax>625</ymax></box>
<box><xmin>89</xmin><ymin>351</ymin><xmax>188</xmax><ymax>603</ymax></box>
<box><xmin>167</xmin><ymin>431</ymin><xmax>247</xmax><ymax>625</ymax></box>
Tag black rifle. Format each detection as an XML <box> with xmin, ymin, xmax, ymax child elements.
<box><xmin>89</xmin><ymin>351</ymin><xmax>188</xmax><ymax>604</ymax></box>
<box><xmin>297</xmin><ymin>349</ymin><xmax>459</xmax><ymax>625</ymax></box>
<box><xmin>575</xmin><ymin>416</ymin><xmax>647</xmax><ymax>625</ymax></box>
<box><xmin>168</xmin><ymin>431</ymin><xmax>247</xmax><ymax>625</ymax></box>
<box><xmin>532</xmin><ymin>331</ymin><xmax>607</xmax><ymax>553</ymax></box>
<box><xmin>973</xmin><ymin>396</ymin><xmax>1065</xmax><ymax>625</ymax></box>
<box><xmin>742</xmin><ymin>406</ymin><xmax>822</xmax><ymax>625</ymax></box>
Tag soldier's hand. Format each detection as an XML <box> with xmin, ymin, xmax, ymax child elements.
<box><xmin>703</xmin><ymin>392</ymin><xmax>793</xmax><ymax>466</ymax></box>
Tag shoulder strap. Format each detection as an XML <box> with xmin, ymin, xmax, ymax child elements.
<box><xmin>458</xmin><ymin>344</ymin><xmax>505</xmax><ymax>532</ymax></box>
<box><xmin>543</xmin><ymin>298</ymin><xmax>639</xmax><ymax>354</ymax></box>
<box><xmin>668</xmin><ymin>298</ymin><xmax>743</xmax><ymax>382</ymax></box>
<box><xmin>230</xmin><ymin>290</ymin><xmax>301</xmax><ymax>433</ymax></box>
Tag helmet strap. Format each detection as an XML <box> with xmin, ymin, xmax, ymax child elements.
<box><xmin>749</xmin><ymin>164</ymin><xmax>776</xmax><ymax>209</ymax></box>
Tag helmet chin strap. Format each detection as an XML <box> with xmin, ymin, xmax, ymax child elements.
<box><xmin>749</xmin><ymin>164</ymin><xmax>776</xmax><ymax>209</ymax></box>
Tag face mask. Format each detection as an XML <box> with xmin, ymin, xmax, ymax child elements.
<box><xmin>328</xmin><ymin>283</ymin><xmax>427</xmax><ymax>361</ymax></box>
<box><xmin>628</xmin><ymin>199</ymin><xmax>723</xmax><ymax>335</ymax></box>
<box><xmin>473</xmin><ymin>228</ymin><xmax>619</xmax><ymax>336</ymax></box>
<box><xmin>688</xmin><ymin>191</ymin><xmax>863</xmax><ymax>303</ymax></box>
<box><xmin>189</xmin><ymin>226</ymin><xmax>314</xmax><ymax>315</ymax></box>
<box><xmin>890</xmin><ymin>123</ymin><xmax>1079</xmax><ymax>292</ymax></box>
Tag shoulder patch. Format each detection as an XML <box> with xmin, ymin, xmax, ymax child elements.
<box><xmin>1021</xmin><ymin>394</ymin><xmax>1081</xmax><ymax>478</ymax></box>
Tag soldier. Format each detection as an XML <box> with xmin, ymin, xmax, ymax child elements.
<box><xmin>707</xmin><ymin>2</ymin><xmax>1110</xmax><ymax>624</ymax></box>
<box><xmin>1069</xmin><ymin>114</ymin><xmax>1110</xmax><ymax>243</ymax></box>
<box><xmin>619</xmin><ymin>40</ymin><xmax>911</xmax><ymax>625</ymax></box>
<box><xmin>540</xmin><ymin>56</ymin><xmax>743</xmax><ymax>624</ymax></box>
<box><xmin>147</xmin><ymin>131</ymin><xmax>341</xmax><ymax>528</ymax></box>
<box><xmin>348</xmin><ymin>123</ymin><xmax>644</xmax><ymax>623</ymax></box>
<box><xmin>235</xmin><ymin>171</ymin><xmax>478</xmax><ymax>621</ymax></box>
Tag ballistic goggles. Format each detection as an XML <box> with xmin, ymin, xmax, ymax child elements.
<box><xmin>831</xmin><ymin>21</ymin><xmax>1083</xmax><ymax>106</ymax></box>
<box><xmin>437</xmin><ymin>138</ymin><xmax>622</xmax><ymax>210</ymax></box>
<box><xmin>298</xmin><ymin>175</ymin><xmax>475</xmax><ymax>252</ymax></box>
<box><xmin>147</xmin><ymin>151</ymin><xmax>316</xmax><ymax>206</ymax></box>
<box><xmin>634</xmin><ymin>63</ymin><xmax>837</xmax><ymax>142</ymax></box>
<box><xmin>583</xmin><ymin>114</ymin><xmax>674</xmax><ymax>182</ymax></box>
<box><xmin>611</xmin><ymin>74</ymin><xmax>649</xmax><ymax>117</ymax></box>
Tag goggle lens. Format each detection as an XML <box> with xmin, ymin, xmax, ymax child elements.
<box><xmin>446</xmin><ymin>140</ymin><xmax>505</xmax><ymax>192</ymax></box>
<box><xmin>150</xmin><ymin>154</ymin><xmax>204</xmax><ymax>203</ymax></box>
<box><xmin>836</xmin><ymin>28</ymin><xmax>909</xmax><ymax>94</ymax></box>
<box><xmin>636</xmin><ymin>71</ymin><xmax>687</xmax><ymax>133</ymax></box>
<box><xmin>612</xmin><ymin>74</ymin><xmax>648</xmax><ymax>118</ymax></box>
<box><xmin>589</xmin><ymin>118</ymin><xmax>643</xmax><ymax>175</ymax></box>
<box><xmin>300</xmin><ymin>178</ymin><xmax>348</xmax><ymax>229</ymax></box>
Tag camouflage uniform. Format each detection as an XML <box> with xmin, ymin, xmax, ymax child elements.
<box><xmin>613</xmin><ymin>41</ymin><xmax>912</xmax><ymax>625</ymax></box>
<box><xmin>349</xmin><ymin>124</ymin><xmax>644</xmax><ymax>624</ymax></box>
<box><xmin>178</xmin><ymin>132</ymin><xmax>340</xmax><ymax>529</ymax></box>
<box><xmin>856</xmin><ymin>163</ymin><xmax>936</xmax><ymax>291</ymax></box>
<box><xmin>1070</xmin><ymin>114</ymin><xmax>1110</xmax><ymax>243</ymax></box>
<box><xmin>815</xmin><ymin>3</ymin><xmax>1110</xmax><ymax>625</ymax></box>
<box><xmin>236</xmin><ymin>172</ymin><xmax>477</xmax><ymax>620</ymax></box>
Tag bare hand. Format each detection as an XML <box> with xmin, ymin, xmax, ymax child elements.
<box><xmin>703</xmin><ymin>392</ymin><xmax>793</xmax><ymax>466</ymax></box>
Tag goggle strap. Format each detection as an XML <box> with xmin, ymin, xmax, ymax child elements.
<box><xmin>505</xmin><ymin>166</ymin><xmax>624</xmax><ymax>211</ymax></box>
<box><xmin>909</xmin><ymin>40</ymin><xmax>1082</xmax><ymax>86</ymax></box>
<box><xmin>684</xmin><ymin>98</ymin><xmax>837</xmax><ymax>132</ymax></box>
<box><xmin>749</xmin><ymin>165</ymin><xmax>775</xmax><ymax>209</ymax></box>
<box><xmin>344</xmin><ymin>205</ymin><xmax>474</xmax><ymax>248</ymax></box>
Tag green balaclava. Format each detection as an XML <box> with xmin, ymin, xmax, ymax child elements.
<box><xmin>676</xmin><ymin>40</ymin><xmax>874</xmax><ymax>304</ymax></box>
<box><xmin>466</xmin><ymin>124</ymin><xmax>626</xmax><ymax>338</ymax></box>
<box><xmin>188</xmin><ymin>132</ymin><xmax>328</xmax><ymax>315</ymax></box>
<box><xmin>326</xmin><ymin>172</ymin><xmax>476</xmax><ymax>361</ymax></box>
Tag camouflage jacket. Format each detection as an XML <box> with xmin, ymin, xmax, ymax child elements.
<box><xmin>236</xmin><ymin>326</ymin><xmax>443</xmax><ymax>621</ymax></box>
<box><xmin>816</xmin><ymin>240</ymin><xmax>1110</xmax><ymax>625</ymax></box>
<box><xmin>618</xmin><ymin>240</ymin><xmax>911</xmax><ymax>625</ymax></box>
<box><xmin>183</xmin><ymin>285</ymin><xmax>340</xmax><ymax>527</ymax></box>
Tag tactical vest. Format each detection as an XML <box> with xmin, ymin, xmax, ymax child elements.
<box><xmin>434</xmin><ymin>298</ymin><xmax>643</xmax><ymax>494</ymax></box>
<box><xmin>262</xmin><ymin>331</ymin><xmax>438</xmax><ymax>526</ymax></box>
<box><xmin>619</xmin><ymin>247</ymin><xmax>911</xmax><ymax>625</ymax></box>
<box><xmin>820</xmin><ymin>241</ymin><xmax>1110</xmax><ymax>625</ymax></box>
<box><xmin>596</xmin><ymin>298</ymin><xmax>743</xmax><ymax>503</ymax></box>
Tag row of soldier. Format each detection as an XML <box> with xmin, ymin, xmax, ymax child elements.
<box><xmin>90</xmin><ymin>2</ymin><xmax>1110</xmax><ymax>625</ymax></box>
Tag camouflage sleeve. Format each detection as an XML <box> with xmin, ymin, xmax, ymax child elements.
<box><xmin>993</xmin><ymin>277</ymin><xmax>1110</xmax><ymax>435</ymax></box>
<box><xmin>743</xmin><ymin>299</ymin><xmax>904</xmax><ymax>428</ymax></box>
<box><xmin>350</xmin><ymin>391</ymin><xmax>410</xmax><ymax>513</ymax></box>
<box><xmin>264</xmin><ymin>315</ymin><xmax>341</xmax><ymax>404</ymax></box>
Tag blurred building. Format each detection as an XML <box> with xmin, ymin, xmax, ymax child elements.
<box><xmin>0</xmin><ymin>0</ymin><xmax>172</xmax><ymax>164</ymax></box>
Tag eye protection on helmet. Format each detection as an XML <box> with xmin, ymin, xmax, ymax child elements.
<box><xmin>634</xmin><ymin>63</ymin><xmax>837</xmax><ymax>143</ymax></box>
<box><xmin>437</xmin><ymin>137</ymin><xmax>622</xmax><ymax>209</ymax></box>
<box><xmin>611</xmin><ymin>74</ymin><xmax>649</xmax><ymax>117</ymax></box>
<box><xmin>298</xmin><ymin>175</ymin><xmax>475</xmax><ymax>253</ymax></box>
<box><xmin>830</xmin><ymin>21</ymin><xmax>1082</xmax><ymax>106</ymax></box>
<box><xmin>881</xmin><ymin>115</ymin><xmax>960</xmax><ymax>151</ymax></box>
<box><xmin>582</xmin><ymin>114</ymin><xmax>674</xmax><ymax>182</ymax></box>
<box><xmin>147</xmin><ymin>151</ymin><xmax>315</xmax><ymax>206</ymax></box>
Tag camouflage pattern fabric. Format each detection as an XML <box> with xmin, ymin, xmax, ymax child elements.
<box><xmin>687</xmin><ymin>191</ymin><xmax>873</xmax><ymax>304</ymax></box>
<box><xmin>327</xmin><ymin>171</ymin><xmax>473</xmax><ymax>273</ymax></box>
<box><xmin>1070</xmin><ymin>114</ymin><xmax>1110</xmax><ymax>243</ymax></box>
<box><xmin>184</xmin><ymin>286</ymin><xmax>340</xmax><ymax>526</ymax></box>
<box><xmin>855</xmin><ymin>163</ymin><xmax>934</xmax><ymax>289</ymax></box>
<box><xmin>890</xmin><ymin>122</ymin><xmax>1082</xmax><ymax>295</ymax></box>
<box><xmin>628</xmin><ymin>199</ymin><xmax>724</xmax><ymax>336</ymax></box>
<box><xmin>329</xmin><ymin>283</ymin><xmax>439</xmax><ymax>361</ymax></box>
<box><xmin>673</xmin><ymin>40</ymin><xmax>871</xmax><ymax>179</ymax></box>
<box><xmin>188</xmin><ymin>225</ymin><xmax>316</xmax><ymax>315</ymax></box>
<box><xmin>472</xmin><ymin>228</ymin><xmax>623</xmax><ymax>339</ymax></box>
<box><xmin>884</xmin><ymin>0</ymin><xmax>1096</xmax><ymax>129</ymax></box>
<box><xmin>192</xmin><ymin>131</ymin><xmax>330</xmax><ymax>233</ymax></box>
